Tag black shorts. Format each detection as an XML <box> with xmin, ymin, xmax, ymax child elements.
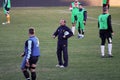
<box><xmin>99</xmin><ymin>30</ymin><xmax>112</xmax><ymax>38</ymax></box>
<box><xmin>29</xmin><ymin>56</ymin><xmax>39</xmax><ymax>65</ymax></box>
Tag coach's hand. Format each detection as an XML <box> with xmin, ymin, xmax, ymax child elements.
<box><xmin>63</xmin><ymin>35</ymin><xmax>66</xmax><ymax>38</ymax></box>
<box><xmin>52</xmin><ymin>35</ymin><xmax>56</xmax><ymax>39</ymax></box>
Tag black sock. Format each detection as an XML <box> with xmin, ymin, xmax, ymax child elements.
<box><xmin>31</xmin><ymin>72</ymin><xmax>36</xmax><ymax>80</ymax></box>
<box><xmin>23</xmin><ymin>70</ymin><xmax>30</xmax><ymax>79</ymax></box>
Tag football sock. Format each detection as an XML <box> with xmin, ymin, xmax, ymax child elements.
<box><xmin>31</xmin><ymin>72</ymin><xmax>36</xmax><ymax>80</ymax></box>
<box><xmin>23</xmin><ymin>71</ymin><xmax>30</xmax><ymax>80</ymax></box>
<box><xmin>72</xmin><ymin>26</ymin><xmax>75</xmax><ymax>35</ymax></box>
<box><xmin>101</xmin><ymin>45</ymin><xmax>105</xmax><ymax>56</ymax></box>
<box><xmin>6</xmin><ymin>14</ymin><xmax>10</xmax><ymax>23</ymax></box>
<box><xmin>108</xmin><ymin>44</ymin><xmax>112</xmax><ymax>55</ymax></box>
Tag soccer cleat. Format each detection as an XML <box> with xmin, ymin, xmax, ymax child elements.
<box><xmin>78</xmin><ymin>34</ymin><xmax>84</xmax><ymax>39</ymax></box>
<box><xmin>56</xmin><ymin>65</ymin><xmax>65</xmax><ymax>68</ymax></box>
<box><xmin>59</xmin><ymin>65</ymin><xmax>65</xmax><ymax>68</ymax></box>
<box><xmin>108</xmin><ymin>55</ymin><xmax>113</xmax><ymax>58</ymax></box>
<box><xmin>78</xmin><ymin>35</ymin><xmax>82</xmax><ymax>39</ymax></box>
<box><xmin>56</xmin><ymin>64</ymin><xmax>60</xmax><ymax>67</ymax></box>
<box><xmin>81</xmin><ymin>35</ymin><xmax>84</xmax><ymax>38</ymax></box>
<box><xmin>101</xmin><ymin>56</ymin><xmax>105</xmax><ymax>58</ymax></box>
<box><xmin>2</xmin><ymin>22</ymin><xmax>10</xmax><ymax>25</ymax></box>
<box><xmin>2</xmin><ymin>22</ymin><xmax>6</xmax><ymax>25</ymax></box>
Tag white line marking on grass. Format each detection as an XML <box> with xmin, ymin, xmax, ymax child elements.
<box><xmin>88</xmin><ymin>17</ymin><xmax>98</xmax><ymax>20</ymax></box>
<box><xmin>112</xmin><ymin>23</ymin><xmax>120</xmax><ymax>26</ymax></box>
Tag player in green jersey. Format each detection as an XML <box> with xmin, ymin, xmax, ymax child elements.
<box><xmin>69</xmin><ymin>0</ymin><xmax>80</xmax><ymax>35</ymax></box>
<box><xmin>76</xmin><ymin>3</ymin><xmax>87</xmax><ymax>39</ymax></box>
<box><xmin>98</xmin><ymin>7</ymin><xmax>114</xmax><ymax>58</ymax></box>
<box><xmin>2</xmin><ymin>0</ymin><xmax>11</xmax><ymax>24</ymax></box>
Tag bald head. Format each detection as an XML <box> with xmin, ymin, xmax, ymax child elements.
<box><xmin>60</xmin><ymin>19</ymin><xmax>66</xmax><ymax>26</ymax></box>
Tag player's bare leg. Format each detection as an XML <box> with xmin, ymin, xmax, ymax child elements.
<box><xmin>71</xmin><ymin>23</ymin><xmax>76</xmax><ymax>35</ymax></box>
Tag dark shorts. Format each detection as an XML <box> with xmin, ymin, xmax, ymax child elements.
<box><xmin>99</xmin><ymin>30</ymin><xmax>112</xmax><ymax>45</ymax></box>
<box><xmin>21</xmin><ymin>56</ymin><xmax>39</xmax><ymax>69</ymax></box>
<box><xmin>29</xmin><ymin>56</ymin><xmax>39</xmax><ymax>65</ymax></box>
<box><xmin>99</xmin><ymin>30</ymin><xmax>112</xmax><ymax>38</ymax></box>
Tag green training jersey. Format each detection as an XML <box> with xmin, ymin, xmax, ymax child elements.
<box><xmin>103</xmin><ymin>0</ymin><xmax>107</xmax><ymax>4</ymax></box>
<box><xmin>76</xmin><ymin>9</ymin><xmax>86</xmax><ymax>29</ymax></box>
<box><xmin>3</xmin><ymin>0</ymin><xmax>11</xmax><ymax>8</ymax></box>
<box><xmin>98</xmin><ymin>13</ymin><xmax>109</xmax><ymax>30</ymax></box>
<box><xmin>77</xmin><ymin>9</ymin><xmax>86</xmax><ymax>22</ymax></box>
<box><xmin>71</xmin><ymin>2</ymin><xmax>80</xmax><ymax>15</ymax></box>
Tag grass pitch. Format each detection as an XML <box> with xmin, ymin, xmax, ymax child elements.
<box><xmin>0</xmin><ymin>7</ymin><xmax>120</xmax><ymax>80</ymax></box>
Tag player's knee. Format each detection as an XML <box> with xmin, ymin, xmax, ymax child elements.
<box><xmin>30</xmin><ymin>67</ymin><xmax>36</xmax><ymax>72</ymax></box>
<box><xmin>30</xmin><ymin>64</ymin><xmax>36</xmax><ymax>72</ymax></box>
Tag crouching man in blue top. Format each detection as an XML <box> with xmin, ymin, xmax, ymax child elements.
<box><xmin>21</xmin><ymin>27</ymin><xmax>40</xmax><ymax>80</ymax></box>
<box><xmin>52</xmin><ymin>19</ymin><xmax>73</xmax><ymax>68</ymax></box>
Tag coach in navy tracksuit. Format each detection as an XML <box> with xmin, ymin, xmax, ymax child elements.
<box><xmin>52</xmin><ymin>19</ymin><xmax>73</xmax><ymax>68</ymax></box>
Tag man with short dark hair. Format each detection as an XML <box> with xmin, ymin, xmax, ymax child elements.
<box><xmin>98</xmin><ymin>7</ymin><xmax>114</xmax><ymax>58</ymax></box>
<box><xmin>76</xmin><ymin>3</ymin><xmax>87</xmax><ymax>39</ymax></box>
<box><xmin>52</xmin><ymin>19</ymin><xmax>73</xmax><ymax>68</ymax></box>
<box><xmin>21</xmin><ymin>27</ymin><xmax>40</xmax><ymax>80</ymax></box>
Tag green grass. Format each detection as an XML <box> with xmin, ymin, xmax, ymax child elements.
<box><xmin>0</xmin><ymin>6</ymin><xmax>120</xmax><ymax>80</ymax></box>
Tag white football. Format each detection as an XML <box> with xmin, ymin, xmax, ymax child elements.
<box><xmin>64</xmin><ymin>31</ymin><xmax>69</xmax><ymax>36</ymax></box>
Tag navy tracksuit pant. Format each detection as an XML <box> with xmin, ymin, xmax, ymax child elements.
<box><xmin>57</xmin><ymin>43</ymin><xmax>68</xmax><ymax>67</ymax></box>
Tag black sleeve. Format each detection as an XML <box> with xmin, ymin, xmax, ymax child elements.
<box><xmin>53</xmin><ymin>27</ymin><xmax>59</xmax><ymax>37</ymax></box>
<box><xmin>84</xmin><ymin>11</ymin><xmax>87</xmax><ymax>21</ymax></box>
<box><xmin>107</xmin><ymin>15</ymin><xmax>113</xmax><ymax>33</ymax></box>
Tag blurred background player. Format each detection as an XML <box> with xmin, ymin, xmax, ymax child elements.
<box><xmin>69</xmin><ymin>0</ymin><xmax>80</xmax><ymax>35</ymax></box>
<box><xmin>2</xmin><ymin>0</ymin><xmax>11</xmax><ymax>24</ymax></box>
<box><xmin>102</xmin><ymin>0</ymin><xmax>110</xmax><ymax>9</ymax></box>
<box><xmin>52</xmin><ymin>19</ymin><xmax>73</xmax><ymax>68</ymax></box>
<box><xmin>98</xmin><ymin>7</ymin><xmax>114</xmax><ymax>58</ymax></box>
<box><xmin>21</xmin><ymin>27</ymin><xmax>40</xmax><ymax>80</ymax></box>
<box><xmin>76</xmin><ymin>3</ymin><xmax>87</xmax><ymax>39</ymax></box>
